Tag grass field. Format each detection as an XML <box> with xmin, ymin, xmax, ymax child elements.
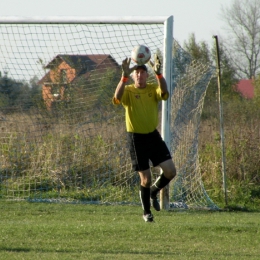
<box><xmin>0</xmin><ymin>201</ymin><xmax>259</xmax><ymax>260</ymax></box>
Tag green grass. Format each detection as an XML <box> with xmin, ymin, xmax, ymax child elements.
<box><xmin>0</xmin><ymin>201</ymin><xmax>259</xmax><ymax>260</ymax></box>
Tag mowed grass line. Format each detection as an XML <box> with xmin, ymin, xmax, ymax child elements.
<box><xmin>0</xmin><ymin>201</ymin><xmax>259</xmax><ymax>260</ymax></box>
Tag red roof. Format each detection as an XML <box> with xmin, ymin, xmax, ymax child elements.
<box><xmin>236</xmin><ymin>79</ymin><xmax>254</xmax><ymax>99</ymax></box>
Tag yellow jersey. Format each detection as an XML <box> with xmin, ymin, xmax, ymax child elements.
<box><xmin>113</xmin><ymin>83</ymin><xmax>169</xmax><ymax>133</ymax></box>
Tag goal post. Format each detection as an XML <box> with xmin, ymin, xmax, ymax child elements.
<box><xmin>161</xmin><ymin>15</ymin><xmax>173</xmax><ymax>210</ymax></box>
<box><xmin>0</xmin><ymin>16</ymin><xmax>217</xmax><ymax>210</ymax></box>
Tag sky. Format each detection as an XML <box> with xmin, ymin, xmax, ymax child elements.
<box><xmin>0</xmin><ymin>0</ymin><xmax>235</xmax><ymax>81</ymax></box>
<box><xmin>0</xmin><ymin>0</ymin><xmax>233</xmax><ymax>46</ymax></box>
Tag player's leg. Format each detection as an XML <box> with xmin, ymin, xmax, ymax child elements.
<box><xmin>127</xmin><ymin>132</ymin><xmax>153</xmax><ymax>222</ymax></box>
<box><xmin>138</xmin><ymin>169</ymin><xmax>154</xmax><ymax>222</ymax></box>
<box><xmin>149</xmin><ymin>130</ymin><xmax>176</xmax><ymax>210</ymax></box>
<box><xmin>151</xmin><ymin>159</ymin><xmax>176</xmax><ymax>199</ymax></box>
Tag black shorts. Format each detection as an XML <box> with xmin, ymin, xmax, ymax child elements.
<box><xmin>127</xmin><ymin>129</ymin><xmax>172</xmax><ymax>171</ymax></box>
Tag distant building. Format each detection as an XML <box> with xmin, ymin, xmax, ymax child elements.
<box><xmin>235</xmin><ymin>79</ymin><xmax>254</xmax><ymax>99</ymax></box>
<box><xmin>38</xmin><ymin>54</ymin><xmax>120</xmax><ymax>110</ymax></box>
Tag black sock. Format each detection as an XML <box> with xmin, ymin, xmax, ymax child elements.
<box><xmin>150</xmin><ymin>173</ymin><xmax>170</xmax><ymax>199</ymax></box>
<box><xmin>139</xmin><ymin>186</ymin><xmax>151</xmax><ymax>215</ymax></box>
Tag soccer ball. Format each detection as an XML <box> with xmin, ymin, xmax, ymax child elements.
<box><xmin>131</xmin><ymin>45</ymin><xmax>151</xmax><ymax>65</ymax></box>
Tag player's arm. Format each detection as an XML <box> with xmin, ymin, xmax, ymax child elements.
<box><xmin>113</xmin><ymin>80</ymin><xmax>127</xmax><ymax>104</ymax></box>
<box><xmin>150</xmin><ymin>54</ymin><xmax>169</xmax><ymax>98</ymax></box>
<box><xmin>113</xmin><ymin>58</ymin><xmax>136</xmax><ymax>103</ymax></box>
<box><xmin>156</xmin><ymin>74</ymin><xmax>168</xmax><ymax>98</ymax></box>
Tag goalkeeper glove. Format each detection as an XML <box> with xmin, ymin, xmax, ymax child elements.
<box><xmin>121</xmin><ymin>58</ymin><xmax>136</xmax><ymax>77</ymax></box>
<box><xmin>150</xmin><ymin>54</ymin><xmax>162</xmax><ymax>75</ymax></box>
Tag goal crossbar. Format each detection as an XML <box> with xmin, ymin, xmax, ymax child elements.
<box><xmin>0</xmin><ymin>16</ymin><xmax>172</xmax><ymax>24</ymax></box>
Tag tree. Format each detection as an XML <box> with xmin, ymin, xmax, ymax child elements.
<box><xmin>183</xmin><ymin>34</ymin><xmax>238</xmax><ymax>102</ymax></box>
<box><xmin>221</xmin><ymin>0</ymin><xmax>260</xmax><ymax>79</ymax></box>
<box><xmin>0</xmin><ymin>71</ymin><xmax>42</xmax><ymax>110</ymax></box>
<box><xmin>29</xmin><ymin>75</ymin><xmax>43</xmax><ymax>108</ymax></box>
<box><xmin>211</xmin><ymin>39</ymin><xmax>239</xmax><ymax>100</ymax></box>
<box><xmin>183</xmin><ymin>33</ymin><xmax>211</xmax><ymax>64</ymax></box>
<box><xmin>253</xmin><ymin>73</ymin><xmax>260</xmax><ymax>104</ymax></box>
<box><xmin>183</xmin><ymin>34</ymin><xmax>240</xmax><ymax>121</ymax></box>
<box><xmin>0</xmin><ymin>71</ymin><xmax>23</xmax><ymax>106</ymax></box>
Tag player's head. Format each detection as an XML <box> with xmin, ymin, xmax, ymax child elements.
<box><xmin>132</xmin><ymin>65</ymin><xmax>148</xmax><ymax>88</ymax></box>
<box><xmin>135</xmin><ymin>64</ymin><xmax>147</xmax><ymax>72</ymax></box>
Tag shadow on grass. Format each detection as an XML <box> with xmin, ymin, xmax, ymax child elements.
<box><xmin>0</xmin><ymin>247</ymin><xmax>259</xmax><ymax>259</ymax></box>
<box><xmin>0</xmin><ymin>247</ymin><xmax>30</xmax><ymax>252</ymax></box>
<box><xmin>222</xmin><ymin>205</ymin><xmax>260</xmax><ymax>212</ymax></box>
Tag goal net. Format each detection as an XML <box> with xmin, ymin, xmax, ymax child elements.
<box><xmin>0</xmin><ymin>17</ymin><xmax>218</xmax><ymax>209</ymax></box>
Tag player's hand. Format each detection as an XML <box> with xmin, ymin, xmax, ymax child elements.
<box><xmin>149</xmin><ymin>54</ymin><xmax>161</xmax><ymax>75</ymax></box>
<box><xmin>121</xmin><ymin>58</ymin><xmax>137</xmax><ymax>77</ymax></box>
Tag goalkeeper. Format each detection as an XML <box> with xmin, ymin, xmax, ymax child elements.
<box><xmin>112</xmin><ymin>55</ymin><xmax>176</xmax><ymax>222</ymax></box>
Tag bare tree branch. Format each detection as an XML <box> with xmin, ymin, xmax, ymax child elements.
<box><xmin>221</xmin><ymin>0</ymin><xmax>260</xmax><ymax>78</ymax></box>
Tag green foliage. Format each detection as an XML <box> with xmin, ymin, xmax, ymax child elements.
<box><xmin>0</xmin><ymin>72</ymin><xmax>42</xmax><ymax>111</ymax></box>
<box><xmin>29</xmin><ymin>75</ymin><xmax>43</xmax><ymax>108</ymax></box>
<box><xmin>94</xmin><ymin>68</ymin><xmax>121</xmax><ymax>109</ymax></box>
<box><xmin>211</xmin><ymin>40</ymin><xmax>239</xmax><ymax>100</ymax></box>
<box><xmin>183</xmin><ymin>34</ymin><xmax>240</xmax><ymax>121</ymax></box>
<box><xmin>200</xmin><ymin>96</ymin><xmax>260</xmax><ymax>208</ymax></box>
<box><xmin>252</xmin><ymin>74</ymin><xmax>260</xmax><ymax>108</ymax></box>
<box><xmin>183</xmin><ymin>33</ymin><xmax>210</xmax><ymax>64</ymax></box>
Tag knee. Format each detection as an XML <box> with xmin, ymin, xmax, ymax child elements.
<box><xmin>138</xmin><ymin>170</ymin><xmax>152</xmax><ymax>187</ymax></box>
<box><xmin>141</xmin><ymin>179</ymin><xmax>152</xmax><ymax>188</ymax></box>
<box><xmin>164</xmin><ymin>165</ymin><xmax>176</xmax><ymax>180</ymax></box>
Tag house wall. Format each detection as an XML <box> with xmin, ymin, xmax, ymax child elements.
<box><xmin>236</xmin><ymin>79</ymin><xmax>254</xmax><ymax>99</ymax></box>
<box><xmin>42</xmin><ymin>85</ymin><xmax>53</xmax><ymax>110</ymax></box>
<box><xmin>42</xmin><ymin>85</ymin><xmax>66</xmax><ymax>110</ymax></box>
<box><xmin>42</xmin><ymin>62</ymin><xmax>76</xmax><ymax>110</ymax></box>
<box><xmin>49</xmin><ymin>61</ymin><xmax>76</xmax><ymax>83</ymax></box>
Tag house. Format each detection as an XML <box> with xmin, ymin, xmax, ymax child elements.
<box><xmin>38</xmin><ymin>54</ymin><xmax>120</xmax><ymax>110</ymax></box>
<box><xmin>235</xmin><ymin>79</ymin><xmax>254</xmax><ymax>99</ymax></box>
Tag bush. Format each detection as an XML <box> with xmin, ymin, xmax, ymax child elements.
<box><xmin>200</xmin><ymin>97</ymin><xmax>260</xmax><ymax>209</ymax></box>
